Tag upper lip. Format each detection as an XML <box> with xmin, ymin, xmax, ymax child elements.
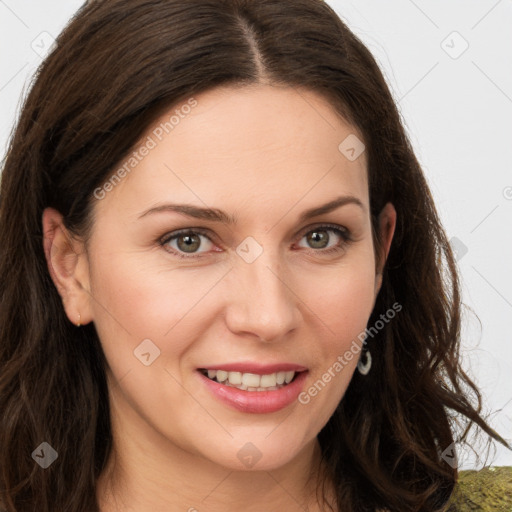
<box><xmin>198</xmin><ymin>362</ymin><xmax>308</xmax><ymax>374</ymax></box>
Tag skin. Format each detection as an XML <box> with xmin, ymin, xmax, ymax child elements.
<box><xmin>42</xmin><ymin>84</ymin><xmax>396</xmax><ymax>511</ymax></box>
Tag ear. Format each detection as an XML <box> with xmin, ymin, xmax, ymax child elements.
<box><xmin>42</xmin><ymin>207</ymin><xmax>93</xmax><ymax>326</ymax></box>
<box><xmin>374</xmin><ymin>202</ymin><xmax>396</xmax><ymax>296</ymax></box>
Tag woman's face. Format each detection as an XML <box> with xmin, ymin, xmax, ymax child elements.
<box><xmin>48</xmin><ymin>84</ymin><xmax>395</xmax><ymax>472</ymax></box>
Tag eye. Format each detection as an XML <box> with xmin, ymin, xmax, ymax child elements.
<box><xmin>295</xmin><ymin>224</ymin><xmax>352</xmax><ymax>256</ymax></box>
<box><xmin>160</xmin><ymin>228</ymin><xmax>217</xmax><ymax>258</ymax></box>
<box><xmin>159</xmin><ymin>223</ymin><xmax>352</xmax><ymax>260</ymax></box>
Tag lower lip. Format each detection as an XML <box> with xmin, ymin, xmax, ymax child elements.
<box><xmin>198</xmin><ymin>371</ymin><xmax>308</xmax><ymax>414</ymax></box>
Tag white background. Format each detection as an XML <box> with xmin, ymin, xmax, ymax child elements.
<box><xmin>1</xmin><ymin>0</ymin><xmax>511</xmax><ymax>469</ymax></box>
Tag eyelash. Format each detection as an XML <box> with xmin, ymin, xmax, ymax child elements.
<box><xmin>159</xmin><ymin>223</ymin><xmax>353</xmax><ymax>260</ymax></box>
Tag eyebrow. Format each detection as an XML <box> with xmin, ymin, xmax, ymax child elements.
<box><xmin>138</xmin><ymin>195</ymin><xmax>365</xmax><ymax>224</ymax></box>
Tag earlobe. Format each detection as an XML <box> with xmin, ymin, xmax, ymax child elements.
<box><xmin>42</xmin><ymin>207</ymin><xmax>92</xmax><ymax>326</ymax></box>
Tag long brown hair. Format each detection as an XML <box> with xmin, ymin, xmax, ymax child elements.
<box><xmin>0</xmin><ymin>1</ymin><xmax>509</xmax><ymax>511</ymax></box>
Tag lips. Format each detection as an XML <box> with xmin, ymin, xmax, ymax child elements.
<box><xmin>197</xmin><ymin>362</ymin><xmax>308</xmax><ymax>414</ymax></box>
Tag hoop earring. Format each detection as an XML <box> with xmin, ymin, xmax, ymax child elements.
<box><xmin>76</xmin><ymin>313</ymin><xmax>81</xmax><ymax>327</ymax></box>
<box><xmin>357</xmin><ymin>348</ymin><xmax>372</xmax><ymax>375</ymax></box>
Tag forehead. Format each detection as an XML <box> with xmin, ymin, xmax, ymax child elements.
<box><xmin>96</xmin><ymin>84</ymin><xmax>369</xmax><ymax>219</ymax></box>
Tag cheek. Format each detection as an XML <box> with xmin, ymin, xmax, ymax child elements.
<box><xmin>305</xmin><ymin>254</ymin><xmax>377</xmax><ymax>346</ymax></box>
<box><xmin>87</xmin><ymin>248</ymin><xmax>228</xmax><ymax>370</ymax></box>
<box><xmin>86</xmin><ymin>252</ymin><xmax>225</xmax><ymax>444</ymax></box>
<box><xmin>324</xmin><ymin>271</ymin><xmax>374</xmax><ymax>324</ymax></box>
<box><xmin>293</xmin><ymin>257</ymin><xmax>376</xmax><ymax>430</ymax></box>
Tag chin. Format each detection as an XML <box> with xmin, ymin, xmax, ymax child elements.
<box><xmin>193</xmin><ymin>428</ymin><xmax>316</xmax><ymax>473</ymax></box>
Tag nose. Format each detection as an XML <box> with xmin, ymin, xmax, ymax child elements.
<box><xmin>223</xmin><ymin>248</ymin><xmax>302</xmax><ymax>343</ymax></box>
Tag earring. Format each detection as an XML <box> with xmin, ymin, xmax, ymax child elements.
<box><xmin>76</xmin><ymin>313</ymin><xmax>81</xmax><ymax>327</ymax></box>
<box><xmin>357</xmin><ymin>347</ymin><xmax>372</xmax><ymax>375</ymax></box>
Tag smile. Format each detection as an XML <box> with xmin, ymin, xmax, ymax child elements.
<box><xmin>197</xmin><ymin>364</ymin><xmax>309</xmax><ymax>414</ymax></box>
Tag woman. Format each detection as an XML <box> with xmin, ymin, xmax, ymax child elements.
<box><xmin>0</xmin><ymin>0</ymin><xmax>509</xmax><ymax>511</ymax></box>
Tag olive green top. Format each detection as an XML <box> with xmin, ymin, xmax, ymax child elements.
<box><xmin>446</xmin><ymin>466</ymin><xmax>512</xmax><ymax>511</ymax></box>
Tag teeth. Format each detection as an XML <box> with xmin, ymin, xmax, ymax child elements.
<box><xmin>203</xmin><ymin>369</ymin><xmax>297</xmax><ymax>391</ymax></box>
<box><xmin>228</xmin><ymin>372</ymin><xmax>242</xmax><ymax>385</ymax></box>
<box><xmin>242</xmin><ymin>373</ymin><xmax>261</xmax><ymax>388</ymax></box>
<box><xmin>216</xmin><ymin>370</ymin><xmax>228</xmax><ymax>382</ymax></box>
<box><xmin>260</xmin><ymin>373</ymin><xmax>277</xmax><ymax>387</ymax></box>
